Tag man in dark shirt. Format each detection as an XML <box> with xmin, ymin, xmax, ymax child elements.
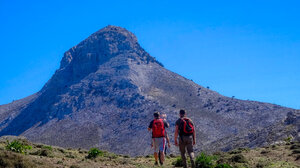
<box><xmin>174</xmin><ymin>109</ymin><xmax>196</xmax><ymax>168</ymax></box>
<box><xmin>148</xmin><ymin>112</ymin><xmax>169</xmax><ymax>166</ymax></box>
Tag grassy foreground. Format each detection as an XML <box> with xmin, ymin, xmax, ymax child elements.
<box><xmin>0</xmin><ymin>137</ymin><xmax>299</xmax><ymax>168</ymax></box>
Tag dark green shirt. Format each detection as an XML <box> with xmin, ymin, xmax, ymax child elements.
<box><xmin>175</xmin><ymin>117</ymin><xmax>194</xmax><ymax>136</ymax></box>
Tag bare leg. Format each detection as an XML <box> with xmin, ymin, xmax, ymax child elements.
<box><xmin>160</xmin><ymin>150</ymin><xmax>165</xmax><ymax>164</ymax></box>
<box><xmin>154</xmin><ymin>152</ymin><xmax>158</xmax><ymax>162</ymax></box>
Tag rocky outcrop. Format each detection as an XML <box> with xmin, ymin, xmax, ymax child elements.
<box><xmin>0</xmin><ymin>25</ymin><xmax>299</xmax><ymax>156</ymax></box>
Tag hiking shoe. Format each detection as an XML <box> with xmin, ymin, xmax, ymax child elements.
<box><xmin>154</xmin><ymin>161</ymin><xmax>158</xmax><ymax>166</ymax></box>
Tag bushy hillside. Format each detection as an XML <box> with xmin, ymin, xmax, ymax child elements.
<box><xmin>0</xmin><ymin>136</ymin><xmax>299</xmax><ymax>168</ymax></box>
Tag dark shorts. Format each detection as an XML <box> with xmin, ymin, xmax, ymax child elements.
<box><xmin>179</xmin><ymin>135</ymin><xmax>194</xmax><ymax>154</ymax></box>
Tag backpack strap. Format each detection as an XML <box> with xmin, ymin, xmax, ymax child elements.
<box><xmin>179</xmin><ymin>118</ymin><xmax>185</xmax><ymax>140</ymax></box>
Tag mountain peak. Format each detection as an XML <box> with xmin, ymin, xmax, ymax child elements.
<box><xmin>59</xmin><ymin>26</ymin><xmax>140</xmax><ymax>70</ymax></box>
<box><xmin>91</xmin><ymin>25</ymin><xmax>138</xmax><ymax>44</ymax></box>
<box><xmin>99</xmin><ymin>25</ymin><xmax>136</xmax><ymax>35</ymax></box>
<box><xmin>45</xmin><ymin>26</ymin><xmax>162</xmax><ymax>92</ymax></box>
<box><xmin>58</xmin><ymin>26</ymin><xmax>162</xmax><ymax>72</ymax></box>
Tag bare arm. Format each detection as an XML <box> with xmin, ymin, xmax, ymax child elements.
<box><xmin>166</xmin><ymin>134</ymin><xmax>170</xmax><ymax>143</ymax></box>
<box><xmin>166</xmin><ymin>121</ymin><xmax>170</xmax><ymax>128</ymax></box>
<box><xmin>193</xmin><ymin>129</ymin><xmax>196</xmax><ymax>145</ymax></box>
<box><xmin>148</xmin><ymin>127</ymin><xmax>153</xmax><ymax>147</ymax></box>
<box><xmin>166</xmin><ymin>132</ymin><xmax>171</xmax><ymax>148</ymax></box>
<box><xmin>148</xmin><ymin>121</ymin><xmax>152</xmax><ymax>131</ymax></box>
<box><xmin>174</xmin><ymin>125</ymin><xmax>179</xmax><ymax>146</ymax></box>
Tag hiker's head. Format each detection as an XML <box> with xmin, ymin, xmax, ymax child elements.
<box><xmin>161</xmin><ymin>114</ymin><xmax>167</xmax><ymax>120</ymax></box>
<box><xmin>179</xmin><ymin>109</ymin><xmax>186</xmax><ymax>118</ymax></box>
<box><xmin>153</xmin><ymin>112</ymin><xmax>160</xmax><ymax>119</ymax></box>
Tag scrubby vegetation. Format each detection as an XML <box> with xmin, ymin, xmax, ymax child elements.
<box><xmin>0</xmin><ymin>137</ymin><xmax>299</xmax><ymax>168</ymax></box>
<box><xmin>196</xmin><ymin>152</ymin><xmax>218</xmax><ymax>168</ymax></box>
<box><xmin>87</xmin><ymin>148</ymin><xmax>104</xmax><ymax>159</ymax></box>
<box><xmin>5</xmin><ymin>140</ymin><xmax>32</xmax><ymax>154</ymax></box>
<box><xmin>172</xmin><ymin>157</ymin><xmax>183</xmax><ymax>167</ymax></box>
<box><xmin>31</xmin><ymin>148</ymin><xmax>53</xmax><ymax>157</ymax></box>
<box><xmin>42</xmin><ymin>145</ymin><xmax>53</xmax><ymax>151</ymax></box>
<box><xmin>0</xmin><ymin>151</ymin><xmax>35</xmax><ymax>168</ymax></box>
<box><xmin>214</xmin><ymin>163</ymin><xmax>232</xmax><ymax>168</ymax></box>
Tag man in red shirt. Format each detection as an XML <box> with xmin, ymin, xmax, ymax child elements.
<box><xmin>148</xmin><ymin>112</ymin><xmax>169</xmax><ymax>166</ymax></box>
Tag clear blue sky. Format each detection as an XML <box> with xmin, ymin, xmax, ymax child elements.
<box><xmin>0</xmin><ymin>0</ymin><xmax>299</xmax><ymax>109</ymax></box>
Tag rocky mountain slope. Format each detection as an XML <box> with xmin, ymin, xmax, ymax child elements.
<box><xmin>0</xmin><ymin>25</ymin><xmax>299</xmax><ymax>156</ymax></box>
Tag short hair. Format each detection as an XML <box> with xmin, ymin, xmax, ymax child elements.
<box><xmin>154</xmin><ymin>112</ymin><xmax>160</xmax><ymax>118</ymax></box>
<box><xmin>179</xmin><ymin>109</ymin><xmax>186</xmax><ymax>117</ymax></box>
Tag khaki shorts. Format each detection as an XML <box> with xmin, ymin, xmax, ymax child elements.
<box><xmin>153</xmin><ymin>137</ymin><xmax>165</xmax><ymax>153</ymax></box>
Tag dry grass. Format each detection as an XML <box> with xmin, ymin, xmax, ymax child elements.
<box><xmin>0</xmin><ymin>138</ymin><xmax>299</xmax><ymax>168</ymax></box>
<box><xmin>214</xmin><ymin>142</ymin><xmax>300</xmax><ymax>168</ymax></box>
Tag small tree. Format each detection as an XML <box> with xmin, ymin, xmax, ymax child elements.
<box><xmin>87</xmin><ymin>148</ymin><xmax>104</xmax><ymax>159</ymax></box>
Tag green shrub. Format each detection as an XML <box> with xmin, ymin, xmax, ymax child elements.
<box><xmin>35</xmin><ymin>144</ymin><xmax>43</xmax><ymax>148</ymax></box>
<box><xmin>57</xmin><ymin>160</ymin><xmax>63</xmax><ymax>164</ymax></box>
<box><xmin>260</xmin><ymin>150</ymin><xmax>270</xmax><ymax>154</ymax></box>
<box><xmin>123</xmin><ymin>155</ymin><xmax>130</xmax><ymax>158</ymax></box>
<box><xmin>195</xmin><ymin>152</ymin><xmax>216</xmax><ymax>168</ymax></box>
<box><xmin>292</xmin><ymin>149</ymin><xmax>300</xmax><ymax>154</ymax></box>
<box><xmin>169</xmin><ymin>153</ymin><xmax>177</xmax><ymax>158</ymax></box>
<box><xmin>290</xmin><ymin>144</ymin><xmax>300</xmax><ymax>150</ymax></box>
<box><xmin>284</xmin><ymin>136</ymin><xmax>293</xmax><ymax>143</ymax></box>
<box><xmin>216</xmin><ymin>158</ymin><xmax>228</xmax><ymax>165</ymax></box>
<box><xmin>40</xmin><ymin>149</ymin><xmax>51</xmax><ymax>157</ymax></box>
<box><xmin>172</xmin><ymin>157</ymin><xmax>183</xmax><ymax>167</ymax></box>
<box><xmin>31</xmin><ymin>149</ymin><xmax>53</xmax><ymax>157</ymax></box>
<box><xmin>256</xmin><ymin>162</ymin><xmax>268</xmax><ymax>168</ymax></box>
<box><xmin>271</xmin><ymin>145</ymin><xmax>278</xmax><ymax>149</ymax></box>
<box><xmin>213</xmin><ymin>152</ymin><xmax>224</xmax><ymax>156</ymax></box>
<box><xmin>296</xmin><ymin>155</ymin><xmax>300</xmax><ymax>161</ymax></box>
<box><xmin>42</xmin><ymin>145</ymin><xmax>52</xmax><ymax>151</ymax></box>
<box><xmin>66</xmin><ymin>153</ymin><xmax>76</xmax><ymax>158</ymax></box>
<box><xmin>105</xmin><ymin>153</ymin><xmax>118</xmax><ymax>159</ymax></box>
<box><xmin>87</xmin><ymin>148</ymin><xmax>103</xmax><ymax>159</ymax></box>
<box><xmin>215</xmin><ymin>163</ymin><xmax>232</xmax><ymax>168</ymax></box>
<box><xmin>5</xmin><ymin>140</ymin><xmax>32</xmax><ymax>154</ymax></box>
<box><xmin>58</xmin><ymin>148</ymin><xmax>66</xmax><ymax>153</ymax></box>
<box><xmin>229</xmin><ymin>149</ymin><xmax>242</xmax><ymax>154</ymax></box>
<box><xmin>70</xmin><ymin>165</ymin><xmax>80</xmax><ymax>168</ymax></box>
<box><xmin>229</xmin><ymin>148</ymin><xmax>249</xmax><ymax>154</ymax></box>
<box><xmin>230</xmin><ymin>154</ymin><xmax>247</xmax><ymax>163</ymax></box>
